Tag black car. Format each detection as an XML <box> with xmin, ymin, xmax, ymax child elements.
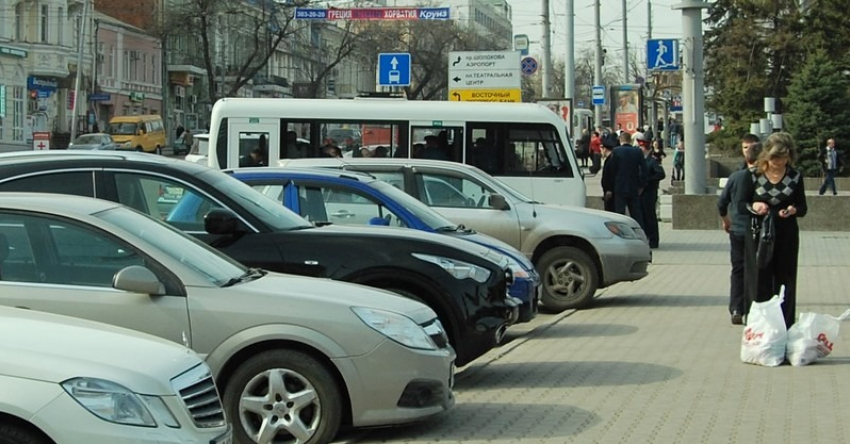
<box><xmin>0</xmin><ymin>151</ymin><xmax>517</xmax><ymax>366</ymax></box>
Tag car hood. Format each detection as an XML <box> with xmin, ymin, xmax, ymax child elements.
<box><xmin>524</xmin><ymin>202</ymin><xmax>644</xmax><ymax>234</ymax></box>
<box><xmin>238</xmin><ymin>271</ymin><xmax>439</xmax><ymax>326</ymax></box>
<box><xmin>313</xmin><ymin>224</ymin><xmax>506</xmax><ymax>266</ymax></box>
<box><xmin>68</xmin><ymin>144</ymin><xmax>108</xmax><ymax>150</ymax></box>
<box><xmin>0</xmin><ymin>307</ymin><xmax>202</xmax><ymax>395</ymax></box>
<box><xmin>443</xmin><ymin>230</ymin><xmax>535</xmax><ymax>271</ymax></box>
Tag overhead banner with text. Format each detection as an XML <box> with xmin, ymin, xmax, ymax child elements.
<box><xmin>295</xmin><ymin>8</ymin><xmax>451</xmax><ymax>21</ymax></box>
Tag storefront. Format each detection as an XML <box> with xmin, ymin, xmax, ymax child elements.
<box><xmin>0</xmin><ymin>45</ymin><xmax>30</xmax><ymax>152</ymax></box>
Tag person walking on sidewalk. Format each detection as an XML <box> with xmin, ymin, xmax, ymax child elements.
<box><xmin>672</xmin><ymin>141</ymin><xmax>685</xmax><ymax>182</ymax></box>
<box><xmin>601</xmin><ymin>144</ymin><xmax>616</xmax><ymax>212</ymax></box>
<box><xmin>737</xmin><ymin>132</ymin><xmax>807</xmax><ymax>328</ymax></box>
<box><xmin>609</xmin><ymin>131</ymin><xmax>648</xmax><ymax>229</ymax></box>
<box><xmin>638</xmin><ymin>135</ymin><xmax>665</xmax><ymax>249</ymax></box>
<box><xmin>718</xmin><ymin>138</ymin><xmax>761</xmax><ymax>325</ymax></box>
<box><xmin>818</xmin><ymin>138</ymin><xmax>843</xmax><ymax>195</ymax></box>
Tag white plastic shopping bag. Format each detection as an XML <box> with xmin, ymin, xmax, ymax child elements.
<box><xmin>786</xmin><ymin>308</ymin><xmax>850</xmax><ymax>366</ymax></box>
<box><xmin>741</xmin><ymin>286</ymin><xmax>787</xmax><ymax>367</ymax></box>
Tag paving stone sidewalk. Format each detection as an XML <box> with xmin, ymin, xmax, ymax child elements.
<box><xmin>343</xmin><ymin>225</ymin><xmax>850</xmax><ymax>444</ymax></box>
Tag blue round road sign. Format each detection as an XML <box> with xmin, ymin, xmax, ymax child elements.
<box><xmin>521</xmin><ymin>57</ymin><xmax>539</xmax><ymax>75</ymax></box>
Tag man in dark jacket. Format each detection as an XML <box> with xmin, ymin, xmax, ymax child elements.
<box><xmin>601</xmin><ymin>144</ymin><xmax>616</xmax><ymax>212</ymax></box>
<box><xmin>608</xmin><ymin>131</ymin><xmax>648</xmax><ymax>229</ymax></box>
<box><xmin>717</xmin><ymin>139</ymin><xmax>761</xmax><ymax>325</ymax></box>
<box><xmin>638</xmin><ymin>135</ymin><xmax>665</xmax><ymax>248</ymax></box>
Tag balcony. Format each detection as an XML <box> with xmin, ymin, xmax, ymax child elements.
<box><xmin>253</xmin><ymin>74</ymin><xmax>290</xmax><ymax>93</ymax></box>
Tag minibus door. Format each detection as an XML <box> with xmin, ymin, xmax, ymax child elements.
<box><xmin>226</xmin><ymin>119</ymin><xmax>280</xmax><ymax>168</ymax></box>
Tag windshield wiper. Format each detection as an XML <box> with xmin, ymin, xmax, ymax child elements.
<box><xmin>222</xmin><ymin>267</ymin><xmax>267</xmax><ymax>287</ymax></box>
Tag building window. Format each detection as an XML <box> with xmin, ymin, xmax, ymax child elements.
<box><xmin>141</xmin><ymin>53</ymin><xmax>147</xmax><ymax>83</ymax></box>
<box><xmin>123</xmin><ymin>51</ymin><xmax>131</xmax><ymax>81</ymax></box>
<box><xmin>15</xmin><ymin>3</ymin><xmax>24</xmax><ymax>41</ymax></box>
<box><xmin>40</xmin><ymin>5</ymin><xmax>49</xmax><ymax>43</ymax></box>
<box><xmin>12</xmin><ymin>87</ymin><xmax>24</xmax><ymax>142</ymax></box>
<box><xmin>57</xmin><ymin>7</ymin><xmax>64</xmax><ymax>43</ymax></box>
<box><xmin>151</xmin><ymin>55</ymin><xmax>158</xmax><ymax>85</ymax></box>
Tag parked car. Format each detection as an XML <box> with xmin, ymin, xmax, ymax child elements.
<box><xmin>0</xmin><ymin>193</ymin><xmax>455</xmax><ymax>444</ymax></box>
<box><xmin>231</xmin><ymin>166</ymin><xmax>541</xmax><ymax>322</ymax></box>
<box><xmin>0</xmin><ymin>305</ymin><xmax>230</xmax><ymax>444</ymax></box>
<box><xmin>67</xmin><ymin>133</ymin><xmax>117</xmax><ymax>150</ymax></box>
<box><xmin>171</xmin><ymin>130</ymin><xmax>205</xmax><ymax>156</ymax></box>
<box><xmin>185</xmin><ymin>133</ymin><xmax>211</xmax><ymax>164</ymax></box>
<box><xmin>0</xmin><ymin>151</ymin><xmax>518</xmax><ymax>366</ymax></box>
<box><xmin>277</xmin><ymin>157</ymin><xmax>653</xmax><ymax>311</ymax></box>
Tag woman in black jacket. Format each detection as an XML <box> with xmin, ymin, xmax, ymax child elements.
<box><xmin>737</xmin><ymin>132</ymin><xmax>807</xmax><ymax>327</ymax></box>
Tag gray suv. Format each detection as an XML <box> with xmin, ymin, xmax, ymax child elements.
<box><xmin>279</xmin><ymin>158</ymin><xmax>652</xmax><ymax>311</ymax></box>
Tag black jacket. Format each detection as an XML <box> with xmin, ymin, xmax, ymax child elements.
<box><xmin>609</xmin><ymin>144</ymin><xmax>648</xmax><ymax>197</ymax></box>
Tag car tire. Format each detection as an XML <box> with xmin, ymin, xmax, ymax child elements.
<box><xmin>155</xmin><ymin>145</ymin><xmax>162</xmax><ymax>155</ymax></box>
<box><xmin>0</xmin><ymin>423</ymin><xmax>49</xmax><ymax>444</ymax></box>
<box><xmin>536</xmin><ymin>246</ymin><xmax>598</xmax><ymax>311</ymax></box>
<box><xmin>135</xmin><ymin>146</ymin><xmax>143</xmax><ymax>152</ymax></box>
<box><xmin>223</xmin><ymin>349</ymin><xmax>342</xmax><ymax>444</ymax></box>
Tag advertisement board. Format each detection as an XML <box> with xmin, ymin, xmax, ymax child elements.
<box><xmin>610</xmin><ymin>85</ymin><xmax>642</xmax><ymax>133</ymax></box>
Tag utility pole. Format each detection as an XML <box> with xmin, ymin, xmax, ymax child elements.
<box><xmin>70</xmin><ymin>0</ymin><xmax>91</xmax><ymax>143</ymax></box>
<box><xmin>593</xmin><ymin>0</ymin><xmax>603</xmax><ymax>127</ymax></box>
<box><xmin>673</xmin><ymin>0</ymin><xmax>710</xmax><ymax>195</ymax></box>
<box><xmin>160</xmin><ymin>0</ymin><xmax>171</xmax><ymax>148</ymax></box>
<box><xmin>564</xmin><ymin>0</ymin><xmax>575</xmax><ymax>104</ymax></box>
<box><xmin>541</xmin><ymin>0</ymin><xmax>554</xmax><ymax>98</ymax></box>
<box><xmin>647</xmin><ymin>0</ymin><xmax>656</xmax><ymax>137</ymax></box>
<box><xmin>622</xmin><ymin>0</ymin><xmax>629</xmax><ymax>83</ymax></box>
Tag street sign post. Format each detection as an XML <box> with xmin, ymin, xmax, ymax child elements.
<box><xmin>448</xmin><ymin>51</ymin><xmax>522</xmax><ymax>102</ymax></box>
<box><xmin>592</xmin><ymin>85</ymin><xmax>606</xmax><ymax>106</ymax></box>
<box><xmin>647</xmin><ymin>39</ymin><xmax>680</xmax><ymax>71</ymax></box>
<box><xmin>514</xmin><ymin>34</ymin><xmax>530</xmax><ymax>57</ymax></box>
<box><xmin>378</xmin><ymin>53</ymin><xmax>411</xmax><ymax>87</ymax></box>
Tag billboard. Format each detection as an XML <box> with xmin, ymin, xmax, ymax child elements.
<box><xmin>610</xmin><ymin>85</ymin><xmax>642</xmax><ymax>133</ymax></box>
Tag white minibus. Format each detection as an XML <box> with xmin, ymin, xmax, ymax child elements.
<box><xmin>207</xmin><ymin>98</ymin><xmax>586</xmax><ymax>206</ymax></box>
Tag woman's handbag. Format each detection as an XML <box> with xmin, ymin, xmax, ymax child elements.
<box><xmin>748</xmin><ymin>206</ymin><xmax>776</xmax><ymax>269</ymax></box>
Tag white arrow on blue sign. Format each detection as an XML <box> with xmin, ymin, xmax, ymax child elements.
<box><xmin>592</xmin><ymin>85</ymin><xmax>606</xmax><ymax>106</ymax></box>
<box><xmin>647</xmin><ymin>39</ymin><xmax>679</xmax><ymax>71</ymax></box>
<box><xmin>378</xmin><ymin>53</ymin><xmax>411</xmax><ymax>87</ymax></box>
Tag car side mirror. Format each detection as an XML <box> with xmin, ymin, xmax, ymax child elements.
<box><xmin>489</xmin><ymin>194</ymin><xmax>510</xmax><ymax>210</ymax></box>
<box><xmin>205</xmin><ymin>208</ymin><xmax>244</xmax><ymax>235</ymax></box>
<box><xmin>113</xmin><ymin>265</ymin><xmax>165</xmax><ymax>296</ymax></box>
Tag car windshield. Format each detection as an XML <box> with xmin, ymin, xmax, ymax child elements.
<box><xmin>201</xmin><ymin>169</ymin><xmax>314</xmax><ymax>231</ymax></box>
<box><xmin>95</xmin><ymin>206</ymin><xmax>247</xmax><ymax>286</ymax></box>
<box><xmin>73</xmin><ymin>135</ymin><xmax>103</xmax><ymax>145</ymax></box>
<box><xmin>369</xmin><ymin>180</ymin><xmax>458</xmax><ymax>229</ymax></box>
<box><xmin>109</xmin><ymin>123</ymin><xmax>137</xmax><ymax>135</ymax></box>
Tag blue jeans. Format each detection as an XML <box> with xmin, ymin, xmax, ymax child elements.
<box><xmin>819</xmin><ymin>169</ymin><xmax>837</xmax><ymax>195</ymax></box>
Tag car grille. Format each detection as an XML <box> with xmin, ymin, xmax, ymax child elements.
<box><xmin>422</xmin><ymin>319</ymin><xmax>450</xmax><ymax>349</ymax></box>
<box><xmin>172</xmin><ymin>364</ymin><xmax>226</xmax><ymax>428</ymax></box>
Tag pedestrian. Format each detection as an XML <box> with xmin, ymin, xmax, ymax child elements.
<box><xmin>638</xmin><ymin>134</ymin><xmax>665</xmax><ymax>249</ymax></box>
<box><xmin>577</xmin><ymin>129</ymin><xmax>590</xmax><ymax>168</ymax></box>
<box><xmin>818</xmin><ymin>138</ymin><xmax>843</xmax><ymax>195</ymax></box>
<box><xmin>650</xmin><ymin>139</ymin><xmax>666</xmax><ymax>165</ymax></box>
<box><xmin>589</xmin><ymin>131</ymin><xmax>603</xmax><ymax>174</ymax></box>
<box><xmin>672</xmin><ymin>141</ymin><xmax>684</xmax><ymax>182</ymax></box>
<box><xmin>717</xmin><ymin>137</ymin><xmax>762</xmax><ymax>325</ymax></box>
<box><xmin>608</xmin><ymin>131</ymin><xmax>648</xmax><ymax>229</ymax></box>
<box><xmin>600</xmin><ymin>144</ymin><xmax>616</xmax><ymax>212</ymax></box>
<box><xmin>737</xmin><ymin>132</ymin><xmax>807</xmax><ymax>328</ymax></box>
<box><xmin>183</xmin><ymin>128</ymin><xmax>193</xmax><ymax>155</ymax></box>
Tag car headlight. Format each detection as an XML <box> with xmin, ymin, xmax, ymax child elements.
<box><xmin>352</xmin><ymin>307</ymin><xmax>438</xmax><ymax>350</ymax></box>
<box><xmin>62</xmin><ymin>378</ymin><xmax>157</xmax><ymax>427</ymax></box>
<box><xmin>605</xmin><ymin>221</ymin><xmax>639</xmax><ymax>239</ymax></box>
<box><xmin>412</xmin><ymin>253</ymin><xmax>492</xmax><ymax>283</ymax></box>
<box><xmin>508</xmin><ymin>260</ymin><xmax>530</xmax><ymax>279</ymax></box>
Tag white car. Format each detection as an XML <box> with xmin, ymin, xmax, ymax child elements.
<box><xmin>0</xmin><ymin>306</ymin><xmax>230</xmax><ymax>444</ymax></box>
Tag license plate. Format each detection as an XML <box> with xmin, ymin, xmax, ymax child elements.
<box><xmin>211</xmin><ymin>429</ymin><xmax>232</xmax><ymax>444</ymax></box>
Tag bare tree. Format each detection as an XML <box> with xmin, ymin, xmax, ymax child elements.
<box><xmin>163</xmin><ymin>0</ymin><xmax>313</xmax><ymax>102</ymax></box>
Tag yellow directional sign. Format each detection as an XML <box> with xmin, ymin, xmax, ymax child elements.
<box><xmin>449</xmin><ymin>89</ymin><xmax>521</xmax><ymax>103</ymax></box>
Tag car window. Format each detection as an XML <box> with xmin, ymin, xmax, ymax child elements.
<box><xmin>0</xmin><ymin>212</ymin><xmax>145</xmax><ymax>287</ymax></box>
<box><xmin>114</xmin><ymin>173</ymin><xmax>223</xmax><ymax>231</ymax></box>
<box><xmin>0</xmin><ymin>172</ymin><xmax>95</xmax><ymax>197</ymax></box>
<box><xmin>297</xmin><ymin>184</ymin><xmax>406</xmax><ymax>227</ymax></box>
<box><xmin>416</xmin><ymin>173</ymin><xmax>496</xmax><ymax>209</ymax></box>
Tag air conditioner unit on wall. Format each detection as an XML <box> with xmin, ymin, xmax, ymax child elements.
<box><xmin>190</xmin><ymin>95</ymin><xmax>197</xmax><ymax>104</ymax></box>
<box><xmin>174</xmin><ymin>85</ymin><xmax>185</xmax><ymax>97</ymax></box>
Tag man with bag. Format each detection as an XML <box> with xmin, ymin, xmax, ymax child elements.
<box><xmin>718</xmin><ymin>138</ymin><xmax>761</xmax><ymax>325</ymax></box>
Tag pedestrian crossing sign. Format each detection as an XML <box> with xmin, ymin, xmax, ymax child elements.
<box><xmin>647</xmin><ymin>39</ymin><xmax>679</xmax><ymax>71</ymax></box>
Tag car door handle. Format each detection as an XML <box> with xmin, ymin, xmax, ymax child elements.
<box><xmin>331</xmin><ymin>211</ymin><xmax>356</xmax><ymax>218</ymax></box>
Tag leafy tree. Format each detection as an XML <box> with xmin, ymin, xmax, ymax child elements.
<box><xmin>784</xmin><ymin>50</ymin><xmax>850</xmax><ymax>177</ymax></box>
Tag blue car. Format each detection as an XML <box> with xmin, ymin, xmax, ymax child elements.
<box><xmin>230</xmin><ymin>167</ymin><xmax>541</xmax><ymax>322</ymax></box>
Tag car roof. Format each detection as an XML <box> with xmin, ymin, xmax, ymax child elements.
<box><xmin>0</xmin><ymin>150</ymin><xmax>212</xmax><ymax>175</ymax></box>
<box><xmin>0</xmin><ymin>192</ymin><xmax>121</xmax><ymax>215</ymax></box>
<box><xmin>230</xmin><ymin>166</ymin><xmax>378</xmax><ymax>184</ymax></box>
<box><xmin>277</xmin><ymin>157</ymin><xmax>479</xmax><ymax>172</ymax></box>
